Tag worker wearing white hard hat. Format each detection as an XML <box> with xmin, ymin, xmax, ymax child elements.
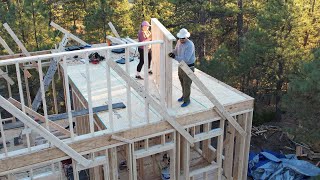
<box><xmin>168</xmin><ymin>28</ymin><xmax>196</xmax><ymax>107</ymax></box>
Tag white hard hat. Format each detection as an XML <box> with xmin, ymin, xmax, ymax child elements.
<box><xmin>177</xmin><ymin>28</ymin><xmax>190</xmax><ymax>38</ymax></box>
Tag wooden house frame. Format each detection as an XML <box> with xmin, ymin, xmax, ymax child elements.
<box><xmin>0</xmin><ymin>19</ymin><xmax>253</xmax><ymax>180</ymax></box>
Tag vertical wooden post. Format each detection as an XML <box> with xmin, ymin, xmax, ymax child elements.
<box><xmin>62</xmin><ymin>56</ymin><xmax>75</xmax><ymax>140</ymax></box>
<box><xmin>143</xmin><ymin>46</ymin><xmax>150</xmax><ymax>123</ymax></box>
<box><xmin>223</xmin><ymin>120</ymin><xmax>236</xmax><ymax>179</ymax></box>
<box><xmin>72</xmin><ymin>159</ymin><xmax>79</xmax><ymax>180</ymax></box>
<box><xmin>125</xmin><ymin>47</ymin><xmax>132</xmax><ymax>127</ymax></box>
<box><xmin>52</xmin><ymin>76</ymin><xmax>59</xmax><ymax>114</ymax></box>
<box><xmin>217</xmin><ymin>119</ymin><xmax>225</xmax><ymax>180</ymax></box>
<box><xmin>85</xmin><ymin>53</ymin><xmax>95</xmax><ymax>135</ymax></box>
<box><xmin>104</xmin><ymin>149</ymin><xmax>111</xmax><ymax>180</ymax></box>
<box><xmin>165</xmin><ymin>39</ymin><xmax>173</xmax><ymax>108</ymax></box>
<box><xmin>0</xmin><ymin>116</ymin><xmax>8</xmax><ymax>156</ymax></box>
<box><xmin>183</xmin><ymin>139</ymin><xmax>190</xmax><ymax>179</ymax></box>
<box><xmin>242</xmin><ymin>111</ymin><xmax>253</xmax><ymax>180</ymax></box>
<box><xmin>106</xmin><ymin>52</ymin><xmax>114</xmax><ymax>132</ymax></box>
<box><xmin>202</xmin><ymin>123</ymin><xmax>213</xmax><ymax>163</ymax></box>
<box><xmin>23</xmin><ymin>69</ymin><xmax>32</xmax><ymax>108</ymax></box>
<box><xmin>132</xmin><ymin>144</ymin><xmax>138</xmax><ymax>180</ymax></box>
<box><xmin>128</xmin><ymin>144</ymin><xmax>133</xmax><ymax>180</ymax></box>
<box><xmin>176</xmin><ymin>133</ymin><xmax>181</xmax><ymax>179</ymax></box>
<box><xmin>170</xmin><ymin>132</ymin><xmax>176</xmax><ymax>180</ymax></box>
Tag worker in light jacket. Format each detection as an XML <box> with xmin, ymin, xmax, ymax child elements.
<box><xmin>168</xmin><ymin>28</ymin><xmax>196</xmax><ymax>107</ymax></box>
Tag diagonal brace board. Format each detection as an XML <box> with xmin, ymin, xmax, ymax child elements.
<box><xmin>0</xmin><ymin>96</ymin><xmax>91</xmax><ymax>167</ymax></box>
<box><xmin>50</xmin><ymin>21</ymin><xmax>88</xmax><ymax>46</ymax></box>
<box><xmin>179</xmin><ymin>61</ymin><xmax>246</xmax><ymax>136</ymax></box>
<box><xmin>108</xmin><ymin>22</ymin><xmax>121</xmax><ymax>38</ymax></box>
<box><xmin>106</xmin><ymin>59</ymin><xmax>195</xmax><ymax>146</ymax></box>
<box><xmin>8</xmin><ymin>98</ymin><xmax>71</xmax><ymax>136</ymax></box>
<box><xmin>0</xmin><ymin>37</ymin><xmax>15</xmax><ymax>85</ymax></box>
<box><xmin>3</xmin><ymin>23</ymin><xmax>37</xmax><ymax>78</ymax></box>
<box><xmin>31</xmin><ymin>58</ymin><xmax>59</xmax><ymax>111</ymax></box>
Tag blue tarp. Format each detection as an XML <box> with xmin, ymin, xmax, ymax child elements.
<box><xmin>248</xmin><ymin>151</ymin><xmax>320</xmax><ymax>180</ymax></box>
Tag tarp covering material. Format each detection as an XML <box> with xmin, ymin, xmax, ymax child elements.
<box><xmin>248</xmin><ymin>151</ymin><xmax>320</xmax><ymax>180</ymax></box>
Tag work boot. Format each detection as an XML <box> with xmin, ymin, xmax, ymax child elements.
<box><xmin>181</xmin><ymin>101</ymin><xmax>190</xmax><ymax>107</ymax></box>
<box><xmin>177</xmin><ymin>97</ymin><xmax>184</xmax><ymax>102</ymax></box>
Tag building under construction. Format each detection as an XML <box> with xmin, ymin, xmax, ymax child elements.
<box><xmin>0</xmin><ymin>19</ymin><xmax>253</xmax><ymax>180</ymax></box>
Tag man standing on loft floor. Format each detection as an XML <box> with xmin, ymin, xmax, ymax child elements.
<box><xmin>168</xmin><ymin>28</ymin><xmax>196</xmax><ymax>107</ymax></box>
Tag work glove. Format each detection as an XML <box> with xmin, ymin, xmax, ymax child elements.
<box><xmin>168</xmin><ymin>52</ymin><xmax>175</xmax><ymax>58</ymax></box>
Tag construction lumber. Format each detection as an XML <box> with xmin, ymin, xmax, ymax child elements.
<box><xmin>0</xmin><ymin>96</ymin><xmax>91</xmax><ymax>167</ymax></box>
<box><xmin>193</xmin><ymin>128</ymin><xmax>223</xmax><ymax>142</ymax></box>
<box><xmin>108</xmin><ymin>22</ymin><xmax>120</xmax><ymax>38</ymax></box>
<box><xmin>111</xmin><ymin>135</ymin><xmax>133</xmax><ymax>144</ymax></box>
<box><xmin>8</xmin><ymin>97</ymin><xmax>70</xmax><ymax>136</ymax></box>
<box><xmin>106</xmin><ymin>36</ymin><xmax>136</xmax><ymax>54</ymax></box>
<box><xmin>0</xmin><ymin>36</ymin><xmax>14</xmax><ymax>55</ymax></box>
<box><xmin>189</xmin><ymin>164</ymin><xmax>219</xmax><ymax>177</ymax></box>
<box><xmin>50</xmin><ymin>22</ymin><xmax>88</xmax><ymax>46</ymax></box>
<box><xmin>134</xmin><ymin>143</ymin><xmax>175</xmax><ymax>159</ymax></box>
<box><xmin>3</xmin><ymin>102</ymin><xmax>126</xmax><ymax>130</ymax></box>
<box><xmin>0</xmin><ymin>50</ymin><xmax>52</xmax><ymax>61</ymax></box>
<box><xmin>0</xmin><ymin>69</ymin><xmax>14</xmax><ymax>85</ymax></box>
<box><xmin>106</xmin><ymin>59</ymin><xmax>195</xmax><ymax>146</ymax></box>
<box><xmin>179</xmin><ymin>61</ymin><xmax>246</xmax><ymax>136</ymax></box>
<box><xmin>3</xmin><ymin>23</ymin><xmax>37</xmax><ymax>77</ymax></box>
<box><xmin>0</xmin><ymin>37</ymin><xmax>15</xmax><ymax>85</ymax></box>
<box><xmin>0</xmin><ymin>99</ymin><xmax>253</xmax><ymax>175</ymax></box>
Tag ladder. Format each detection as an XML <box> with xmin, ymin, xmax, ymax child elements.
<box><xmin>31</xmin><ymin>34</ymin><xmax>69</xmax><ymax>111</ymax></box>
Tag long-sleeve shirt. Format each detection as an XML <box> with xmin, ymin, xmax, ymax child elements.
<box><xmin>173</xmin><ymin>39</ymin><xmax>196</xmax><ymax>65</ymax></box>
<box><xmin>138</xmin><ymin>30</ymin><xmax>151</xmax><ymax>49</ymax></box>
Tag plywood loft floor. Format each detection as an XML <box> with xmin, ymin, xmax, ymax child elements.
<box><xmin>66</xmin><ymin>47</ymin><xmax>249</xmax><ymax>133</ymax></box>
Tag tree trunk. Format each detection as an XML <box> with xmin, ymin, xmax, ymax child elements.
<box><xmin>275</xmin><ymin>60</ymin><xmax>284</xmax><ymax>121</ymax></box>
<box><xmin>198</xmin><ymin>6</ymin><xmax>206</xmax><ymax>62</ymax></box>
<box><xmin>17</xmin><ymin>0</ymin><xmax>26</xmax><ymax>43</ymax></box>
<box><xmin>237</xmin><ymin>0</ymin><xmax>243</xmax><ymax>53</ymax></box>
<box><xmin>31</xmin><ymin>0</ymin><xmax>39</xmax><ymax>50</ymax></box>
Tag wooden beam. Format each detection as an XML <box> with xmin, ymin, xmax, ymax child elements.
<box><xmin>0</xmin><ymin>100</ymin><xmax>253</xmax><ymax>174</ymax></box>
<box><xmin>0</xmin><ymin>37</ymin><xmax>16</xmax><ymax>85</ymax></box>
<box><xmin>0</xmin><ymin>96</ymin><xmax>91</xmax><ymax>167</ymax></box>
<box><xmin>106</xmin><ymin>59</ymin><xmax>195</xmax><ymax>146</ymax></box>
<box><xmin>108</xmin><ymin>22</ymin><xmax>120</xmax><ymax>38</ymax></box>
<box><xmin>0</xmin><ymin>69</ymin><xmax>14</xmax><ymax>85</ymax></box>
<box><xmin>50</xmin><ymin>22</ymin><xmax>88</xmax><ymax>46</ymax></box>
<box><xmin>193</xmin><ymin>128</ymin><xmax>223</xmax><ymax>142</ymax></box>
<box><xmin>48</xmin><ymin>103</ymin><xmax>126</xmax><ymax>121</ymax></box>
<box><xmin>0</xmin><ymin>50</ymin><xmax>52</xmax><ymax>61</ymax></box>
<box><xmin>111</xmin><ymin>135</ymin><xmax>133</xmax><ymax>144</ymax></box>
<box><xmin>3</xmin><ymin>23</ymin><xmax>37</xmax><ymax>77</ymax></box>
<box><xmin>8</xmin><ymin>98</ymin><xmax>71</xmax><ymax>136</ymax></box>
<box><xmin>189</xmin><ymin>164</ymin><xmax>218</xmax><ymax>177</ymax></box>
<box><xmin>179</xmin><ymin>61</ymin><xmax>246</xmax><ymax>136</ymax></box>
<box><xmin>0</xmin><ymin>36</ymin><xmax>14</xmax><ymax>55</ymax></box>
<box><xmin>134</xmin><ymin>143</ymin><xmax>175</xmax><ymax>159</ymax></box>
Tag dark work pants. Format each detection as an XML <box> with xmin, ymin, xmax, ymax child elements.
<box><xmin>137</xmin><ymin>48</ymin><xmax>152</xmax><ymax>72</ymax></box>
<box><xmin>178</xmin><ymin>66</ymin><xmax>194</xmax><ymax>103</ymax></box>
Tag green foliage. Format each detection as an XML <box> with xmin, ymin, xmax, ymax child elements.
<box><xmin>283</xmin><ymin>49</ymin><xmax>320</xmax><ymax>150</ymax></box>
